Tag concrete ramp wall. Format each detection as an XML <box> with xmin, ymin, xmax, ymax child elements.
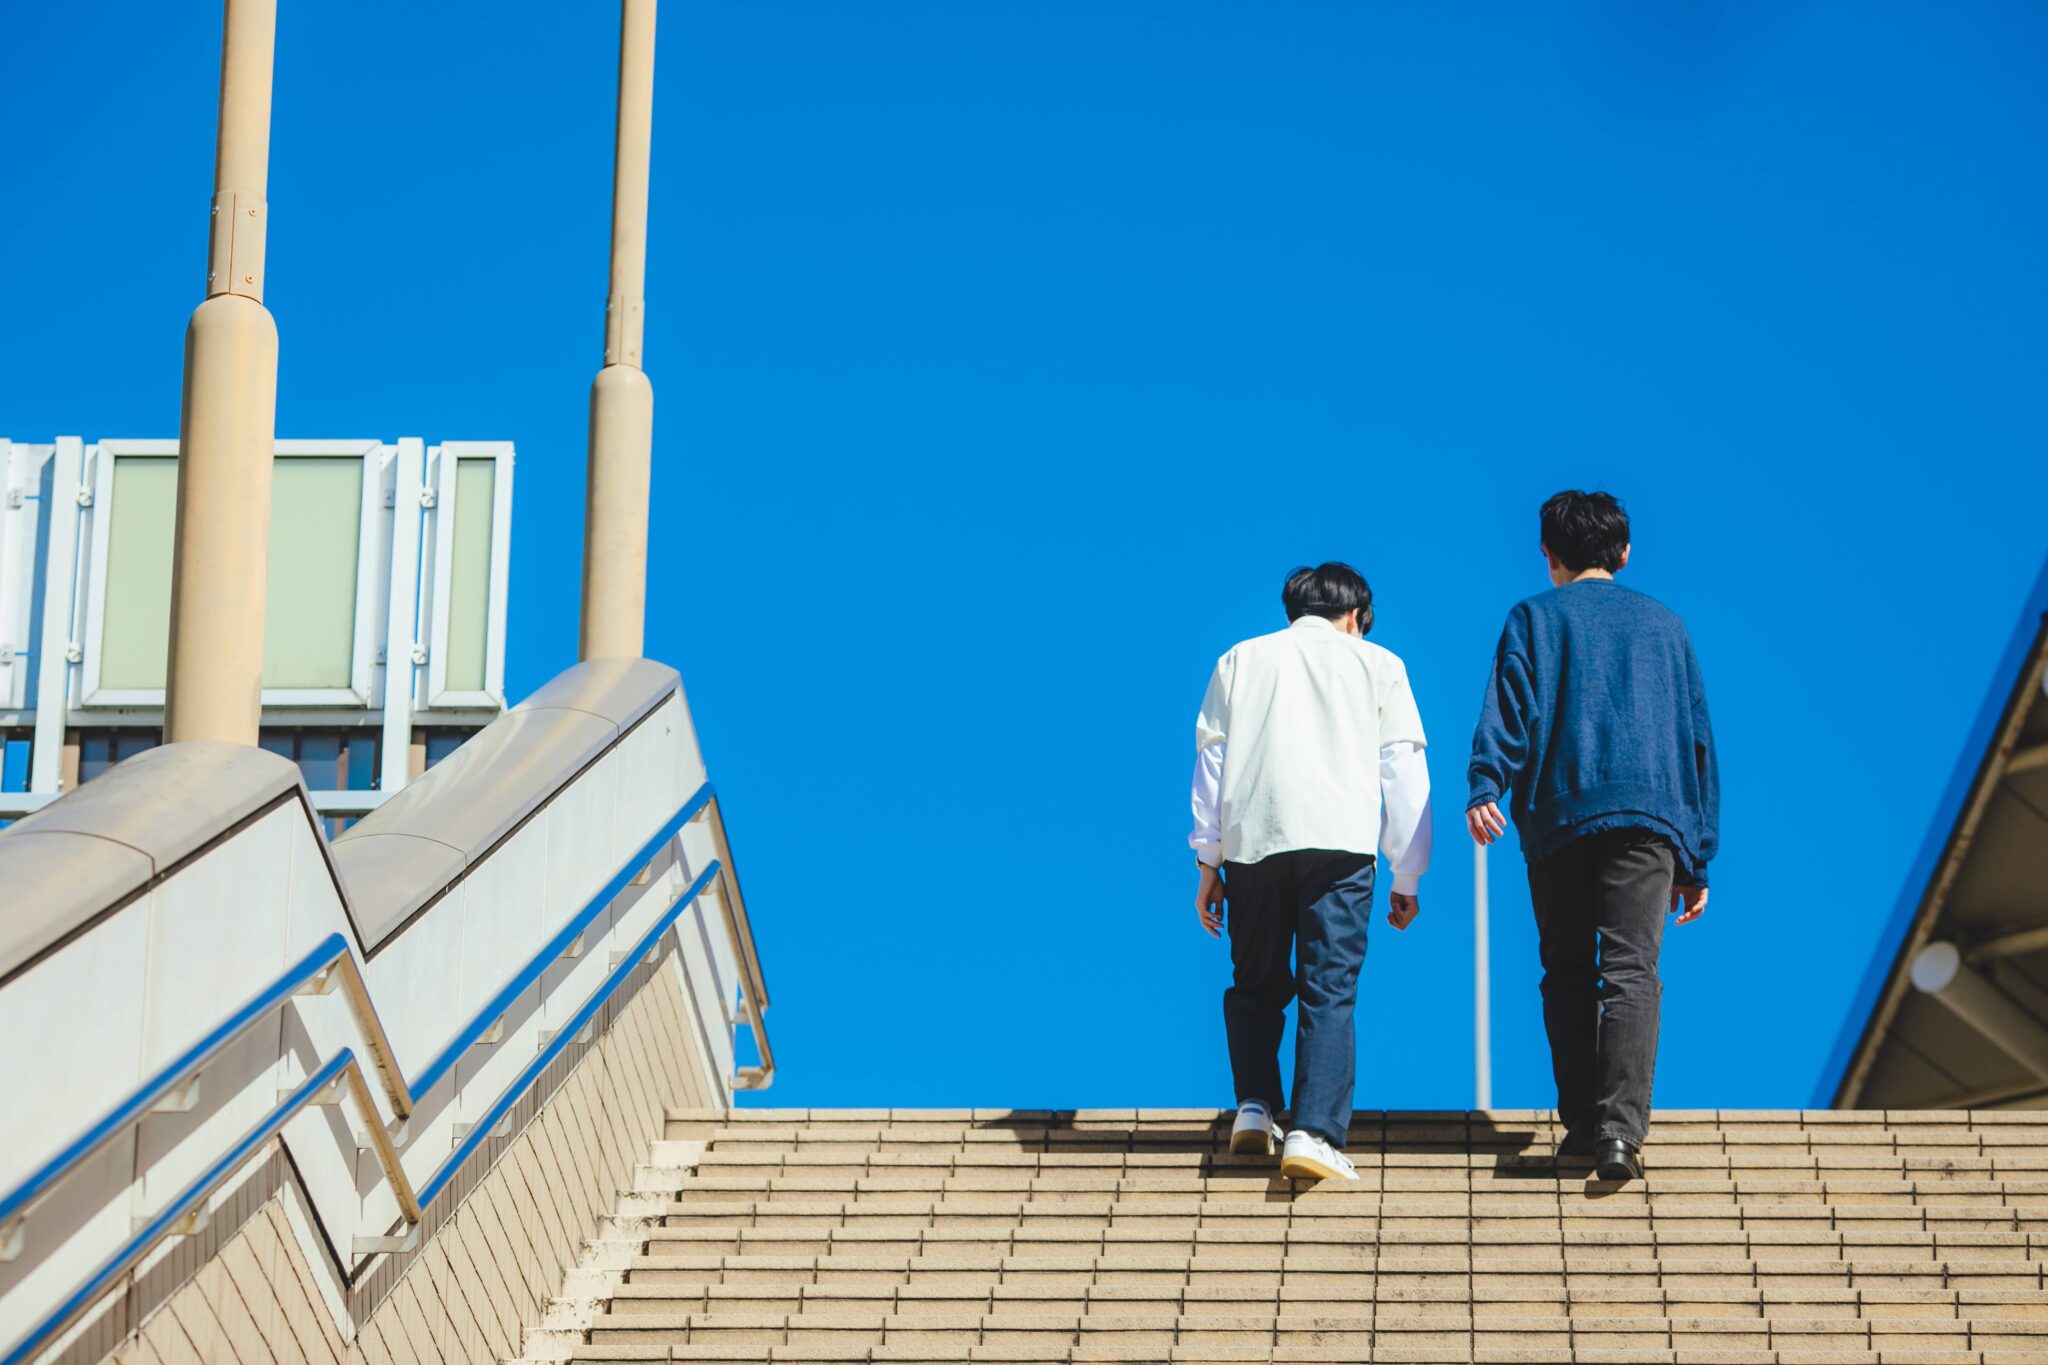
<box><xmin>0</xmin><ymin>658</ymin><xmax>768</xmax><ymax>1365</ymax></box>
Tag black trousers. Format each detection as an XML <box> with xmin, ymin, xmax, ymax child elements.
<box><xmin>1526</xmin><ymin>827</ymin><xmax>1675</xmax><ymax>1148</ymax></box>
<box><xmin>1222</xmin><ymin>849</ymin><xmax>1375</xmax><ymax>1148</ymax></box>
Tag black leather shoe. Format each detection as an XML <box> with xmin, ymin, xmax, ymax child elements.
<box><xmin>1594</xmin><ymin>1138</ymin><xmax>1642</xmax><ymax>1182</ymax></box>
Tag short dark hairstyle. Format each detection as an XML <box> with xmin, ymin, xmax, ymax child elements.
<box><xmin>1282</xmin><ymin>562</ymin><xmax>1374</xmax><ymax>633</ymax></box>
<box><xmin>1540</xmin><ymin>490</ymin><xmax>1631</xmax><ymax>573</ymax></box>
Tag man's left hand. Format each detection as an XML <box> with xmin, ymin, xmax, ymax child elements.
<box><xmin>1196</xmin><ymin>865</ymin><xmax>1225</xmax><ymax>937</ymax></box>
<box><xmin>1388</xmin><ymin>892</ymin><xmax>1421</xmax><ymax>931</ymax></box>
<box><xmin>1671</xmin><ymin>884</ymin><xmax>1708</xmax><ymax>925</ymax></box>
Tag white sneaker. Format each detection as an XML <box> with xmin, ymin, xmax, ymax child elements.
<box><xmin>1228</xmin><ymin>1100</ymin><xmax>1284</xmax><ymax>1156</ymax></box>
<box><xmin>1280</xmin><ymin>1128</ymin><xmax>1358</xmax><ymax>1182</ymax></box>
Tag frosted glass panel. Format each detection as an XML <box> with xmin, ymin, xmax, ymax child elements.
<box><xmin>444</xmin><ymin>459</ymin><xmax>495</xmax><ymax>693</ymax></box>
<box><xmin>97</xmin><ymin>457</ymin><xmax>178</xmax><ymax>689</ymax></box>
<box><xmin>263</xmin><ymin>458</ymin><xmax>363</xmax><ymax>688</ymax></box>
<box><xmin>96</xmin><ymin>453</ymin><xmax>364</xmax><ymax>694</ymax></box>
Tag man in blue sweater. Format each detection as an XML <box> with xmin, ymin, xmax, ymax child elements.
<box><xmin>1467</xmin><ymin>490</ymin><xmax>1718</xmax><ymax>1182</ymax></box>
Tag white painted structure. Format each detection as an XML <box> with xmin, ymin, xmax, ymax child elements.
<box><xmin>0</xmin><ymin>660</ymin><xmax>768</xmax><ymax>1361</ymax></box>
<box><xmin>0</xmin><ymin>437</ymin><xmax>515</xmax><ymax>818</ymax></box>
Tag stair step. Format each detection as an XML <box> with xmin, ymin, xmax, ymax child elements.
<box><xmin>650</xmin><ymin>1187</ymin><xmax>2048</xmax><ymax>1213</ymax></box>
<box><xmin>586</xmin><ymin>1308</ymin><xmax>2048</xmax><ymax>1340</ymax></box>
<box><xmin>614</xmin><ymin>1253</ymin><xmax>2048</xmax><ymax>1292</ymax></box>
<box><xmin>585</xmin><ymin>1304</ymin><xmax>2048</xmax><ymax>1332</ymax></box>
<box><xmin>600</xmin><ymin>1283</ymin><xmax>2048</xmax><ymax>1314</ymax></box>
<box><xmin>562</xmin><ymin>1344</ymin><xmax>2048</xmax><ymax>1365</ymax></box>
<box><xmin>666</xmin><ymin>1181</ymin><xmax>2048</xmax><ymax>1205</ymax></box>
<box><xmin>638</xmin><ymin>1211</ymin><xmax>2045</xmax><ymax>1240</ymax></box>
<box><xmin>667</xmin><ymin>1107</ymin><xmax>2048</xmax><ymax>1124</ymax></box>
<box><xmin>673</xmin><ymin>1139</ymin><xmax>2048</xmax><ymax>1154</ymax></box>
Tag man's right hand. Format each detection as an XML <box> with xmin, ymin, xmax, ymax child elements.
<box><xmin>1671</xmin><ymin>883</ymin><xmax>1709</xmax><ymax>925</ymax></box>
<box><xmin>1467</xmin><ymin>801</ymin><xmax>1507</xmax><ymax>846</ymax></box>
<box><xmin>1196</xmin><ymin>865</ymin><xmax>1225</xmax><ymax>938</ymax></box>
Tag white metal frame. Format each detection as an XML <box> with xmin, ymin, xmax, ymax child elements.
<box><xmin>78</xmin><ymin>440</ymin><xmax>385</xmax><ymax>708</ymax></box>
<box><xmin>0</xmin><ymin>434</ymin><xmax>514</xmax><ymax>818</ymax></box>
<box><xmin>423</xmin><ymin>441</ymin><xmax>513</xmax><ymax>710</ymax></box>
<box><xmin>29</xmin><ymin>439</ymin><xmax>85</xmax><ymax>793</ymax></box>
<box><xmin>379</xmin><ymin>439</ymin><xmax>426</xmax><ymax>793</ymax></box>
<box><xmin>0</xmin><ymin>441</ymin><xmax>43</xmax><ymax>714</ymax></box>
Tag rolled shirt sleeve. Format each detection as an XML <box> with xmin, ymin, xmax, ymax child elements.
<box><xmin>1378</xmin><ymin>739</ymin><xmax>1432</xmax><ymax>894</ymax></box>
<box><xmin>1189</xmin><ymin>743</ymin><xmax>1225</xmax><ymax>867</ymax></box>
<box><xmin>1190</xmin><ymin>656</ymin><xmax>1232</xmax><ymax>866</ymax></box>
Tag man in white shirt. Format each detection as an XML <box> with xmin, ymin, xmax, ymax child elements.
<box><xmin>1190</xmin><ymin>563</ymin><xmax>1433</xmax><ymax>1182</ymax></box>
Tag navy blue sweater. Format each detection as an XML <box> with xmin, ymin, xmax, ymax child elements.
<box><xmin>1467</xmin><ymin>578</ymin><xmax>1720</xmax><ymax>885</ymax></box>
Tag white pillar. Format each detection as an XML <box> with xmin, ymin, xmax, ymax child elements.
<box><xmin>164</xmin><ymin>0</ymin><xmax>281</xmax><ymax>745</ymax></box>
<box><xmin>580</xmin><ymin>0</ymin><xmax>658</xmax><ymax>661</ymax></box>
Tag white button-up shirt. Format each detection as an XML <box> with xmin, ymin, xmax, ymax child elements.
<box><xmin>1189</xmin><ymin>615</ymin><xmax>1433</xmax><ymax>892</ymax></box>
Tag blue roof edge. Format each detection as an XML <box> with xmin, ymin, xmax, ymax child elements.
<box><xmin>1811</xmin><ymin>552</ymin><xmax>2048</xmax><ymax>1107</ymax></box>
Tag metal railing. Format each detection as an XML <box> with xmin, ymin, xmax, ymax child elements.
<box><xmin>0</xmin><ymin>781</ymin><xmax>769</xmax><ymax>1365</ymax></box>
<box><xmin>699</xmin><ymin>795</ymin><xmax>774</xmax><ymax>1087</ymax></box>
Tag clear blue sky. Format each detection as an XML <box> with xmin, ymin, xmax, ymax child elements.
<box><xmin>6</xmin><ymin>1</ymin><xmax>2047</xmax><ymax>1113</ymax></box>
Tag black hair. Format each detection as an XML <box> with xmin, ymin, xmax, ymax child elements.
<box><xmin>1540</xmin><ymin>490</ymin><xmax>1631</xmax><ymax>573</ymax></box>
<box><xmin>1281</xmin><ymin>562</ymin><xmax>1374</xmax><ymax>634</ymax></box>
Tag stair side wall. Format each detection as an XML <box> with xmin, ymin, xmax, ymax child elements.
<box><xmin>85</xmin><ymin>952</ymin><xmax>718</xmax><ymax>1365</ymax></box>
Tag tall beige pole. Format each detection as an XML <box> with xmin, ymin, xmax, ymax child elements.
<box><xmin>580</xmin><ymin>0</ymin><xmax>658</xmax><ymax>660</ymax></box>
<box><xmin>164</xmin><ymin>0</ymin><xmax>280</xmax><ymax>744</ymax></box>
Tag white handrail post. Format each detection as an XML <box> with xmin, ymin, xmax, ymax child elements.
<box><xmin>1474</xmin><ymin>839</ymin><xmax>1492</xmax><ymax>1112</ymax></box>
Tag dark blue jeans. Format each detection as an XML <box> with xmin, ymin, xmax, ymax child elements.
<box><xmin>1222</xmin><ymin>849</ymin><xmax>1375</xmax><ymax>1148</ymax></box>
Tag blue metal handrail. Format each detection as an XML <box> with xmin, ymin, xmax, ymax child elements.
<box><xmin>7</xmin><ymin>1053</ymin><xmax>358</xmax><ymax>1365</ymax></box>
<box><xmin>0</xmin><ymin>779</ymin><xmax>766</xmax><ymax>1365</ymax></box>
<box><xmin>406</xmin><ymin>782</ymin><xmax>712</xmax><ymax>1099</ymax></box>
<box><xmin>419</xmin><ymin>859</ymin><xmax>719</xmax><ymax>1207</ymax></box>
<box><xmin>0</xmin><ymin>935</ymin><xmax>351</xmax><ymax>1230</ymax></box>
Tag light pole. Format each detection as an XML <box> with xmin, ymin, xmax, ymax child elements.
<box><xmin>1474</xmin><ymin>839</ymin><xmax>1492</xmax><ymax>1111</ymax></box>
<box><xmin>164</xmin><ymin>0</ymin><xmax>280</xmax><ymax>746</ymax></box>
<box><xmin>580</xmin><ymin>0</ymin><xmax>658</xmax><ymax>661</ymax></box>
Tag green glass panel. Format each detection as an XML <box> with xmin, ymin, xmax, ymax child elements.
<box><xmin>97</xmin><ymin>457</ymin><xmax>177</xmax><ymax>690</ymax></box>
<box><xmin>94</xmin><ymin>453</ymin><xmax>364</xmax><ymax>696</ymax></box>
<box><xmin>444</xmin><ymin>459</ymin><xmax>495</xmax><ymax>693</ymax></box>
<box><xmin>262</xmin><ymin>458</ymin><xmax>363</xmax><ymax>688</ymax></box>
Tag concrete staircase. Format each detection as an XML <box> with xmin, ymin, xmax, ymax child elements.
<box><xmin>516</xmin><ymin>1108</ymin><xmax>2048</xmax><ymax>1364</ymax></box>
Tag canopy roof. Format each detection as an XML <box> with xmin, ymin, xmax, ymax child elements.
<box><xmin>1821</xmin><ymin>555</ymin><xmax>2048</xmax><ymax>1108</ymax></box>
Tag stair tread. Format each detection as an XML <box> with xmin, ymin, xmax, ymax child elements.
<box><xmin>588</xmin><ymin>1308</ymin><xmax>2048</xmax><ymax>1327</ymax></box>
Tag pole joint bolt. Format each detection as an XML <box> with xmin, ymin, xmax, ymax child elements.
<box><xmin>205</xmin><ymin>190</ymin><xmax>268</xmax><ymax>301</ymax></box>
<box><xmin>604</xmin><ymin>293</ymin><xmax>646</xmax><ymax>369</ymax></box>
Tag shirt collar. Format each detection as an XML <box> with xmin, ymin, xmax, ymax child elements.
<box><xmin>1290</xmin><ymin>615</ymin><xmax>1341</xmax><ymax>633</ymax></box>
